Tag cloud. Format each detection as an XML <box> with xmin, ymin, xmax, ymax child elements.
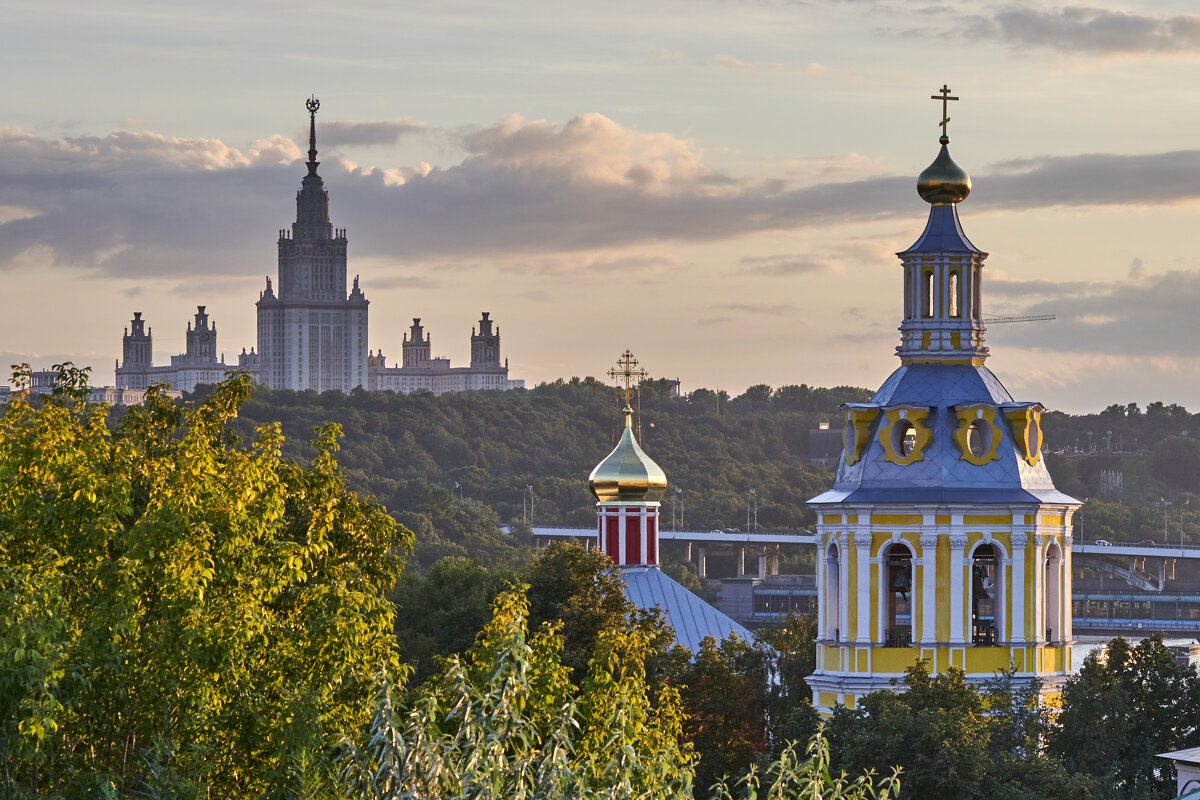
<box><xmin>318</xmin><ymin>118</ymin><xmax>426</xmax><ymax>148</ymax></box>
<box><xmin>708</xmin><ymin>54</ymin><xmax>783</xmax><ymax>70</ymax></box>
<box><xmin>986</xmin><ymin>270</ymin><xmax>1200</xmax><ymax>357</ymax></box>
<box><xmin>967</xmin><ymin>5</ymin><xmax>1200</xmax><ymax>54</ymax></box>
<box><xmin>10</xmin><ymin>115</ymin><xmax>1200</xmax><ymax>283</ymax></box>
<box><xmin>739</xmin><ymin>254</ymin><xmax>839</xmax><ymax>277</ymax></box>
<box><xmin>710</xmin><ymin>302</ymin><xmax>800</xmax><ymax>315</ymax></box>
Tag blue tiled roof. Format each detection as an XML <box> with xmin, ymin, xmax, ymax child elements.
<box><xmin>898</xmin><ymin>204</ymin><xmax>983</xmax><ymax>255</ymax></box>
<box><xmin>819</xmin><ymin>362</ymin><xmax>1081</xmax><ymax>506</ymax></box>
<box><xmin>619</xmin><ymin>566</ymin><xmax>753</xmax><ymax>652</ymax></box>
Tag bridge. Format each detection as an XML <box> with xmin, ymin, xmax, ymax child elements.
<box><xmin>532</xmin><ymin>528</ymin><xmax>1200</xmax><ymax>636</ymax></box>
<box><xmin>531</xmin><ymin>526</ymin><xmax>815</xmax><ymax>579</ymax></box>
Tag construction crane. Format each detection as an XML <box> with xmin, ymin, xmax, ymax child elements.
<box><xmin>983</xmin><ymin>313</ymin><xmax>1056</xmax><ymax>324</ymax></box>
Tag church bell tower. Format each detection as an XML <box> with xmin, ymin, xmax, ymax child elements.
<box><xmin>806</xmin><ymin>87</ymin><xmax>1079</xmax><ymax>714</ymax></box>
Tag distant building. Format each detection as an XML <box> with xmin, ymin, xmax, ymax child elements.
<box><xmin>114</xmin><ymin>307</ymin><xmax>235</xmax><ymax>394</ymax></box>
<box><xmin>111</xmin><ymin>97</ymin><xmax>523</xmax><ymax>397</ymax></box>
<box><xmin>368</xmin><ymin>315</ymin><xmax>524</xmax><ymax>395</ymax></box>
<box><xmin>808</xmin><ymin>420</ymin><xmax>842</xmax><ymax>467</ymax></box>
<box><xmin>24</xmin><ymin>368</ymin><xmax>181</xmax><ymax>406</ymax></box>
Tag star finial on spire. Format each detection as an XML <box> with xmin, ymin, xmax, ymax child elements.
<box><xmin>930</xmin><ymin>84</ymin><xmax>958</xmax><ymax>142</ymax></box>
<box><xmin>305</xmin><ymin>95</ymin><xmax>321</xmax><ymax>173</ymax></box>
<box><xmin>607</xmin><ymin>349</ymin><xmax>647</xmax><ymax>408</ymax></box>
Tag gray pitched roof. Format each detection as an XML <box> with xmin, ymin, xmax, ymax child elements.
<box><xmin>619</xmin><ymin>565</ymin><xmax>754</xmax><ymax>652</ymax></box>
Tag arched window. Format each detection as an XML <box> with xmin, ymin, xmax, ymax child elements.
<box><xmin>1045</xmin><ymin>542</ymin><xmax>1063</xmax><ymax>642</ymax></box>
<box><xmin>970</xmin><ymin>543</ymin><xmax>1003</xmax><ymax>645</ymax></box>
<box><xmin>825</xmin><ymin>542</ymin><xmax>841</xmax><ymax>641</ymax></box>
<box><xmin>949</xmin><ymin>270</ymin><xmax>961</xmax><ymax>318</ymax></box>
<box><xmin>922</xmin><ymin>270</ymin><xmax>934</xmax><ymax>318</ymax></box>
<box><xmin>882</xmin><ymin>543</ymin><xmax>913</xmax><ymax>646</ymax></box>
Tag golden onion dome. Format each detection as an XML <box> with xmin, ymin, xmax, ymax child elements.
<box><xmin>917</xmin><ymin>136</ymin><xmax>971</xmax><ymax>205</ymax></box>
<box><xmin>588</xmin><ymin>407</ymin><xmax>668</xmax><ymax>503</ymax></box>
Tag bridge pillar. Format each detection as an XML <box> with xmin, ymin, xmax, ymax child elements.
<box><xmin>684</xmin><ymin>541</ymin><xmax>692</xmax><ymax>562</ymax></box>
<box><xmin>736</xmin><ymin>546</ymin><xmax>746</xmax><ymax>576</ymax></box>
<box><xmin>697</xmin><ymin>547</ymin><xmax>707</xmax><ymax>578</ymax></box>
<box><xmin>757</xmin><ymin>554</ymin><xmax>766</xmax><ymax>578</ymax></box>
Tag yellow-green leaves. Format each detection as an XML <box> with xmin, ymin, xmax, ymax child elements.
<box><xmin>0</xmin><ymin>375</ymin><xmax>411</xmax><ymax>798</ymax></box>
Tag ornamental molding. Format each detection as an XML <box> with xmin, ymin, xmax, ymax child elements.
<box><xmin>918</xmin><ymin>532</ymin><xmax>939</xmax><ymax>550</ymax></box>
<box><xmin>1011</xmin><ymin>533</ymin><xmax>1028</xmax><ymax>551</ymax></box>
<box><xmin>854</xmin><ymin>532</ymin><xmax>874</xmax><ymax>548</ymax></box>
<box><xmin>1064</xmin><ymin>534</ymin><xmax>1074</xmax><ymax>548</ymax></box>
<box><xmin>948</xmin><ymin>534</ymin><xmax>968</xmax><ymax>550</ymax></box>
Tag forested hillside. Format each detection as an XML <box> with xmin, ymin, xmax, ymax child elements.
<box><xmin>186</xmin><ymin>379</ymin><xmax>1200</xmax><ymax>568</ymax></box>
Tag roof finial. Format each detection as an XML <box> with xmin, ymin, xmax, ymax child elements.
<box><xmin>306</xmin><ymin>95</ymin><xmax>320</xmax><ymax>174</ymax></box>
<box><xmin>930</xmin><ymin>84</ymin><xmax>958</xmax><ymax>144</ymax></box>
<box><xmin>607</xmin><ymin>349</ymin><xmax>648</xmax><ymax>411</ymax></box>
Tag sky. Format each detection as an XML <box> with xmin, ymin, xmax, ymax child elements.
<box><xmin>6</xmin><ymin>0</ymin><xmax>1200</xmax><ymax>413</ymax></box>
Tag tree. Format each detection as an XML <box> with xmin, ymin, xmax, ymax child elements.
<box><xmin>344</xmin><ymin>588</ymin><xmax>898</xmax><ymax>800</ymax></box>
<box><xmin>1051</xmin><ymin>635</ymin><xmax>1200</xmax><ymax>799</ymax></box>
<box><xmin>681</xmin><ymin>636</ymin><xmax>770</xmax><ymax>791</ymax></box>
<box><xmin>0</xmin><ymin>370</ymin><xmax>409</xmax><ymax>798</ymax></box>
<box><xmin>343</xmin><ymin>587</ymin><xmax>695</xmax><ymax>800</ymax></box>
<box><xmin>829</xmin><ymin>662</ymin><xmax>991</xmax><ymax>799</ymax></box>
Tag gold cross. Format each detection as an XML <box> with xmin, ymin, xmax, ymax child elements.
<box><xmin>607</xmin><ymin>349</ymin><xmax>647</xmax><ymax>407</ymax></box>
<box><xmin>931</xmin><ymin>84</ymin><xmax>959</xmax><ymax>137</ymax></box>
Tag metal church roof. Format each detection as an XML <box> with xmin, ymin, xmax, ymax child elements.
<box><xmin>619</xmin><ymin>565</ymin><xmax>754</xmax><ymax>652</ymax></box>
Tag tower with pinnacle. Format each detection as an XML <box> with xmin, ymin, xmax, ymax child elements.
<box><xmin>805</xmin><ymin>88</ymin><xmax>1079</xmax><ymax>713</ymax></box>
<box><xmin>256</xmin><ymin>97</ymin><xmax>369</xmax><ymax>392</ymax></box>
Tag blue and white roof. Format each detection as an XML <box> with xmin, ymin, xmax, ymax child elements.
<box><xmin>810</xmin><ymin>362</ymin><xmax>1077</xmax><ymax>506</ymax></box>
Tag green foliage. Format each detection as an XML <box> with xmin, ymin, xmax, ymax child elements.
<box><xmin>1051</xmin><ymin>635</ymin><xmax>1200</xmax><ymax>799</ymax></box>
<box><xmin>682</xmin><ymin>636</ymin><xmax>770</xmax><ymax>790</ymax></box>
<box><xmin>347</xmin><ymin>587</ymin><xmax>895</xmax><ymax>800</ymax></box>
<box><xmin>0</xmin><ymin>372</ymin><xmax>409</xmax><ymax>798</ymax></box>
<box><xmin>213</xmin><ymin>378</ymin><xmax>849</xmax><ymax>570</ymax></box>
<box><xmin>829</xmin><ymin>662</ymin><xmax>991</xmax><ymax>799</ymax></box>
<box><xmin>709</xmin><ymin>731</ymin><xmax>900</xmax><ymax>800</ymax></box>
<box><xmin>342</xmin><ymin>587</ymin><xmax>695</xmax><ymax>800</ymax></box>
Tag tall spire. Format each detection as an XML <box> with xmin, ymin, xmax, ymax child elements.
<box><xmin>895</xmin><ymin>85</ymin><xmax>988</xmax><ymax>365</ymax></box>
<box><xmin>306</xmin><ymin>95</ymin><xmax>320</xmax><ymax>176</ymax></box>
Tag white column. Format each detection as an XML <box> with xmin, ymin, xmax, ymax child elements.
<box><xmin>920</xmin><ymin>532</ymin><xmax>939</xmax><ymax>644</ymax></box>
<box><xmin>1063</xmin><ymin>533</ymin><xmax>1074</xmax><ymax>641</ymax></box>
<box><xmin>1033</xmin><ymin>534</ymin><xmax>1046</xmax><ymax>643</ymax></box>
<box><xmin>838</xmin><ymin>532</ymin><xmax>850</xmax><ymax>643</ymax></box>
<box><xmin>949</xmin><ymin>534</ymin><xmax>968</xmax><ymax>644</ymax></box>
<box><xmin>1011</xmin><ymin>533</ymin><xmax>1027</xmax><ymax>643</ymax></box>
<box><xmin>816</xmin><ymin>531</ymin><xmax>827</xmax><ymax>640</ymax></box>
<box><xmin>855</xmin><ymin>532</ymin><xmax>873</xmax><ymax>644</ymax></box>
<box><xmin>618</xmin><ymin>510</ymin><xmax>627</xmax><ymax>564</ymax></box>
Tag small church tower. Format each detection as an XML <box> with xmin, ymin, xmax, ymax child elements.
<box><xmin>586</xmin><ymin>350</ymin><xmax>753</xmax><ymax>651</ymax></box>
<box><xmin>588</xmin><ymin>351</ymin><xmax>667</xmax><ymax>566</ymax></box>
<box><xmin>806</xmin><ymin>87</ymin><xmax>1079</xmax><ymax>714</ymax></box>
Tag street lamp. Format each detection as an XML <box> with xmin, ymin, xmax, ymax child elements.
<box><xmin>527</xmin><ymin>484</ymin><xmax>534</xmax><ymax>527</ymax></box>
<box><xmin>749</xmin><ymin>488</ymin><xmax>758</xmax><ymax>532</ymax></box>
<box><xmin>676</xmin><ymin>487</ymin><xmax>683</xmax><ymax>531</ymax></box>
<box><xmin>452</xmin><ymin>481</ymin><xmax>463</xmax><ymax>501</ymax></box>
<box><xmin>1182</xmin><ymin>499</ymin><xmax>1190</xmax><ymax>547</ymax></box>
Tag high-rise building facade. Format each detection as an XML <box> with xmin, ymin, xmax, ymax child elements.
<box><xmin>111</xmin><ymin>98</ymin><xmax>522</xmax><ymax>397</ymax></box>
<box><xmin>256</xmin><ymin>97</ymin><xmax>369</xmax><ymax>392</ymax></box>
